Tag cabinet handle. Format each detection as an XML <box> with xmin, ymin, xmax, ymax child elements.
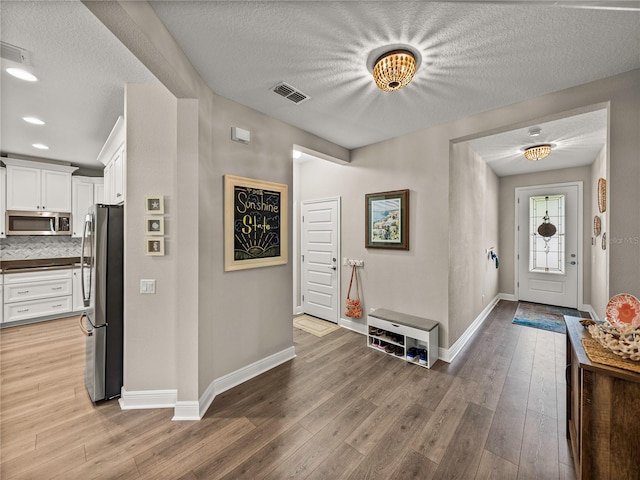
<box><xmin>52</xmin><ymin>304</ymin><xmax>63</xmax><ymax>308</ymax></box>
<box><xmin>17</xmin><ymin>290</ymin><xmax>30</xmax><ymax>294</ymax></box>
<box><xmin>391</xmin><ymin>323</ymin><xmax>400</xmax><ymax>328</ymax></box>
<box><xmin>116</xmin><ymin>193</ymin><xmax>122</xmax><ymax>197</ymax></box>
<box><xmin>17</xmin><ymin>308</ymin><xmax>30</xmax><ymax>313</ymax></box>
<box><xmin>51</xmin><ymin>286</ymin><xmax>63</xmax><ymax>291</ymax></box>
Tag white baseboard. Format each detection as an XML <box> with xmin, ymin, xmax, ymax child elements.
<box><xmin>338</xmin><ymin>316</ymin><xmax>367</xmax><ymax>335</ymax></box>
<box><xmin>438</xmin><ymin>293</ymin><xmax>501</xmax><ymax>363</ymax></box>
<box><xmin>172</xmin><ymin>401</ymin><xmax>201</xmax><ymax>421</ymax></box>
<box><xmin>118</xmin><ymin>388</ymin><xmax>177</xmax><ymax>410</ymax></box>
<box><xmin>294</xmin><ymin>305</ymin><xmax>303</xmax><ymax>315</ymax></box>
<box><xmin>118</xmin><ymin>346</ymin><xmax>296</xmax><ymax>421</ymax></box>
<box><xmin>582</xmin><ymin>303</ymin><xmax>599</xmax><ymax>320</ymax></box>
<box><xmin>197</xmin><ymin>346</ymin><xmax>297</xmax><ymax>420</ymax></box>
<box><xmin>499</xmin><ymin>293</ymin><xmax>517</xmax><ymax>301</ymax></box>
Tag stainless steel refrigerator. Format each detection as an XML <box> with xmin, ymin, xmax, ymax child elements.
<box><xmin>79</xmin><ymin>204</ymin><xmax>124</xmax><ymax>402</ymax></box>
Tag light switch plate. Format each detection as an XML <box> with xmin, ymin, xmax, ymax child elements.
<box><xmin>140</xmin><ymin>279</ymin><xmax>156</xmax><ymax>294</ymax></box>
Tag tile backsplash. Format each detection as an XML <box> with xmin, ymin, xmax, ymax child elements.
<box><xmin>0</xmin><ymin>236</ymin><xmax>82</xmax><ymax>260</ymax></box>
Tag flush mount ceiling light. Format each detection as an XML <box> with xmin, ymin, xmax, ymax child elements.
<box><xmin>32</xmin><ymin>143</ymin><xmax>49</xmax><ymax>150</ymax></box>
<box><xmin>372</xmin><ymin>49</ymin><xmax>416</xmax><ymax>92</ymax></box>
<box><xmin>524</xmin><ymin>144</ymin><xmax>552</xmax><ymax>161</ymax></box>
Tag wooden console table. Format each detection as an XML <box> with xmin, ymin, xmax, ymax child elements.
<box><xmin>565</xmin><ymin>316</ymin><xmax>640</xmax><ymax>479</ymax></box>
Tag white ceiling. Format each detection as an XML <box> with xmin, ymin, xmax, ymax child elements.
<box><xmin>1</xmin><ymin>1</ymin><xmax>639</xmax><ymax>174</ymax></box>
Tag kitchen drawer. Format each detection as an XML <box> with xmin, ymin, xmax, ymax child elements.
<box><xmin>4</xmin><ymin>279</ymin><xmax>73</xmax><ymax>303</ymax></box>
<box><xmin>4</xmin><ymin>295</ymin><xmax>72</xmax><ymax>323</ymax></box>
<box><xmin>3</xmin><ymin>268</ymin><xmax>72</xmax><ymax>284</ymax></box>
<box><xmin>368</xmin><ymin>315</ymin><xmax>430</xmax><ymax>342</ymax></box>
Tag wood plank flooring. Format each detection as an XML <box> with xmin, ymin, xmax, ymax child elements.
<box><xmin>0</xmin><ymin>300</ymin><xmax>576</xmax><ymax>479</ymax></box>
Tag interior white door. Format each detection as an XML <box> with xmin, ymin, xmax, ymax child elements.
<box><xmin>517</xmin><ymin>184</ymin><xmax>580</xmax><ymax>308</ymax></box>
<box><xmin>302</xmin><ymin>198</ymin><xmax>339</xmax><ymax>323</ymax></box>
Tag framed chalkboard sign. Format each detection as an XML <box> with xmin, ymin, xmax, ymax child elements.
<box><xmin>224</xmin><ymin>175</ymin><xmax>288</xmax><ymax>271</ymax></box>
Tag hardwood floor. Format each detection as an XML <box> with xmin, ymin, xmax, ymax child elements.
<box><xmin>0</xmin><ymin>300</ymin><xmax>576</xmax><ymax>479</ymax></box>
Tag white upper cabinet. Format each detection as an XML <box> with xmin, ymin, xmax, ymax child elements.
<box><xmin>98</xmin><ymin>116</ymin><xmax>125</xmax><ymax>205</ymax></box>
<box><xmin>0</xmin><ymin>167</ymin><xmax>6</xmax><ymax>237</ymax></box>
<box><xmin>71</xmin><ymin>176</ymin><xmax>104</xmax><ymax>237</ymax></box>
<box><xmin>4</xmin><ymin>158</ymin><xmax>77</xmax><ymax>212</ymax></box>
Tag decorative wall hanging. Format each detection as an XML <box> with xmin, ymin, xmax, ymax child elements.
<box><xmin>593</xmin><ymin>215</ymin><xmax>601</xmax><ymax>237</ymax></box>
<box><xmin>145</xmin><ymin>216</ymin><xmax>164</xmax><ymax>236</ymax></box>
<box><xmin>365</xmin><ymin>189</ymin><xmax>409</xmax><ymax>250</ymax></box>
<box><xmin>224</xmin><ymin>174</ymin><xmax>288</xmax><ymax>271</ymax></box>
<box><xmin>145</xmin><ymin>237</ymin><xmax>165</xmax><ymax>256</ymax></box>
<box><xmin>145</xmin><ymin>195</ymin><xmax>164</xmax><ymax>214</ymax></box>
<box><xmin>597</xmin><ymin>177</ymin><xmax>606</xmax><ymax>213</ymax></box>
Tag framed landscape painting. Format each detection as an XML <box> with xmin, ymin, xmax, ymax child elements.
<box><xmin>224</xmin><ymin>174</ymin><xmax>288</xmax><ymax>271</ymax></box>
<box><xmin>365</xmin><ymin>189</ymin><xmax>409</xmax><ymax>250</ymax></box>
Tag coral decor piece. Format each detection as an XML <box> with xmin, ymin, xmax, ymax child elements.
<box><xmin>588</xmin><ymin>322</ymin><xmax>640</xmax><ymax>362</ymax></box>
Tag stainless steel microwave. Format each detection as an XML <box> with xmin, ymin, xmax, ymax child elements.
<box><xmin>6</xmin><ymin>210</ymin><xmax>72</xmax><ymax>236</ymax></box>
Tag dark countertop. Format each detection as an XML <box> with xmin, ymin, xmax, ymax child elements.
<box><xmin>0</xmin><ymin>257</ymin><xmax>81</xmax><ymax>274</ymax></box>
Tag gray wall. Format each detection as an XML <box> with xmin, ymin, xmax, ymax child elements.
<box><xmin>91</xmin><ymin>2</ymin><xmax>640</xmax><ymax>404</ymax></box>
<box><xmin>449</xmin><ymin>142</ymin><xmax>499</xmax><ymax>343</ymax></box>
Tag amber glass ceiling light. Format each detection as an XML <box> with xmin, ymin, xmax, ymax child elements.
<box><xmin>524</xmin><ymin>144</ymin><xmax>552</xmax><ymax>161</ymax></box>
<box><xmin>372</xmin><ymin>50</ymin><xmax>416</xmax><ymax>92</ymax></box>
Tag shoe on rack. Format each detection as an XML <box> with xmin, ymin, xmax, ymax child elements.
<box><xmin>418</xmin><ymin>350</ymin><xmax>427</xmax><ymax>365</ymax></box>
<box><xmin>394</xmin><ymin>346</ymin><xmax>404</xmax><ymax>356</ymax></box>
<box><xmin>378</xmin><ymin>341</ymin><xmax>388</xmax><ymax>349</ymax></box>
<box><xmin>369</xmin><ymin>326</ymin><xmax>377</xmax><ymax>335</ymax></box>
<box><xmin>406</xmin><ymin>347</ymin><xmax>418</xmax><ymax>361</ymax></box>
<box><xmin>385</xmin><ymin>344</ymin><xmax>395</xmax><ymax>354</ymax></box>
<box><xmin>371</xmin><ymin>338</ymin><xmax>379</xmax><ymax>347</ymax></box>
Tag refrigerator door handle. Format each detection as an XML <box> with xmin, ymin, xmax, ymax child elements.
<box><xmin>80</xmin><ymin>213</ymin><xmax>92</xmax><ymax>307</ymax></box>
<box><xmin>79</xmin><ymin>314</ymin><xmax>92</xmax><ymax>337</ymax></box>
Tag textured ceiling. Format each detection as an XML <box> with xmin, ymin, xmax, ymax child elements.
<box><xmin>1</xmin><ymin>1</ymin><xmax>638</xmax><ymax>172</ymax></box>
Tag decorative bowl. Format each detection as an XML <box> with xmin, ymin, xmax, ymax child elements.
<box><xmin>588</xmin><ymin>321</ymin><xmax>640</xmax><ymax>362</ymax></box>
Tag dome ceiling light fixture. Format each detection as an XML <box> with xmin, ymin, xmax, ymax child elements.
<box><xmin>372</xmin><ymin>49</ymin><xmax>417</xmax><ymax>92</ymax></box>
<box><xmin>523</xmin><ymin>144</ymin><xmax>552</xmax><ymax>161</ymax></box>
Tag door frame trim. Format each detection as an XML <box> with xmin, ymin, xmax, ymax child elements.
<box><xmin>514</xmin><ymin>181</ymin><xmax>584</xmax><ymax>309</ymax></box>
<box><xmin>300</xmin><ymin>196</ymin><xmax>341</xmax><ymax>323</ymax></box>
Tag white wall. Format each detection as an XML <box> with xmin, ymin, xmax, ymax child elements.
<box><xmin>590</xmin><ymin>146</ymin><xmax>608</xmax><ymax>319</ymax></box>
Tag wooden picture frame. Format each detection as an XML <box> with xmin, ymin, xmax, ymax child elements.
<box><xmin>145</xmin><ymin>237</ymin><xmax>165</xmax><ymax>256</ymax></box>
<box><xmin>145</xmin><ymin>195</ymin><xmax>165</xmax><ymax>214</ymax></box>
<box><xmin>365</xmin><ymin>189</ymin><xmax>409</xmax><ymax>250</ymax></box>
<box><xmin>224</xmin><ymin>174</ymin><xmax>288</xmax><ymax>271</ymax></box>
<box><xmin>145</xmin><ymin>216</ymin><xmax>164</xmax><ymax>236</ymax></box>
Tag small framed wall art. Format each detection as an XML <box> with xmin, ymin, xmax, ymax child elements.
<box><xmin>145</xmin><ymin>195</ymin><xmax>165</xmax><ymax>214</ymax></box>
<box><xmin>145</xmin><ymin>237</ymin><xmax>165</xmax><ymax>256</ymax></box>
<box><xmin>145</xmin><ymin>216</ymin><xmax>164</xmax><ymax>236</ymax></box>
<box><xmin>365</xmin><ymin>189</ymin><xmax>410</xmax><ymax>250</ymax></box>
<box><xmin>224</xmin><ymin>174</ymin><xmax>288</xmax><ymax>271</ymax></box>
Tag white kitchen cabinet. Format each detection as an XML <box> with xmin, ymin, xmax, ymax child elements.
<box><xmin>0</xmin><ymin>275</ymin><xmax>3</xmax><ymax>324</ymax></box>
<box><xmin>1</xmin><ymin>167</ymin><xmax>6</xmax><ymax>238</ymax></box>
<box><xmin>98</xmin><ymin>116</ymin><xmax>125</xmax><ymax>205</ymax></box>
<box><xmin>94</xmin><ymin>182</ymin><xmax>104</xmax><ymax>204</ymax></box>
<box><xmin>3</xmin><ymin>158</ymin><xmax>77</xmax><ymax>212</ymax></box>
<box><xmin>3</xmin><ymin>268</ymin><xmax>73</xmax><ymax>323</ymax></box>
<box><xmin>72</xmin><ymin>176</ymin><xmax>104</xmax><ymax>237</ymax></box>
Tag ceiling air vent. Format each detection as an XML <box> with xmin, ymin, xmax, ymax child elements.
<box><xmin>272</xmin><ymin>82</ymin><xmax>310</xmax><ymax>104</ymax></box>
<box><xmin>0</xmin><ymin>41</ymin><xmax>31</xmax><ymax>65</ymax></box>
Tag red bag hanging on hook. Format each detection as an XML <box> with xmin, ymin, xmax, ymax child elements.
<box><xmin>345</xmin><ymin>265</ymin><xmax>362</xmax><ymax>318</ymax></box>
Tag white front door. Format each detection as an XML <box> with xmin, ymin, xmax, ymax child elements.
<box><xmin>517</xmin><ymin>183</ymin><xmax>581</xmax><ymax>308</ymax></box>
<box><xmin>302</xmin><ymin>198</ymin><xmax>340</xmax><ymax>323</ymax></box>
